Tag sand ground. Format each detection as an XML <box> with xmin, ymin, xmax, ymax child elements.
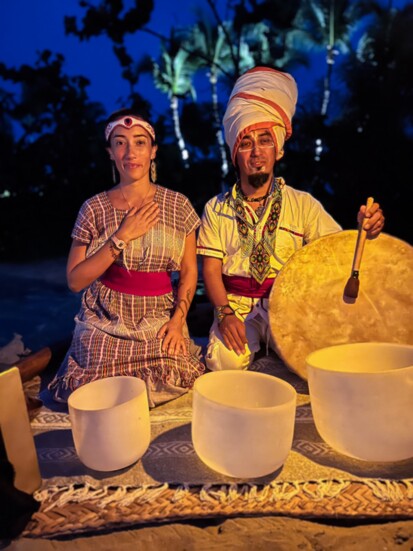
<box><xmin>5</xmin><ymin>517</ymin><xmax>413</xmax><ymax>550</ymax></box>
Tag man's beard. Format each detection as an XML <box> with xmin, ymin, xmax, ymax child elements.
<box><xmin>247</xmin><ymin>172</ymin><xmax>271</xmax><ymax>189</ymax></box>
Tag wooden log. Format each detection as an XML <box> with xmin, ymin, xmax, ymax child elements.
<box><xmin>14</xmin><ymin>347</ymin><xmax>52</xmax><ymax>383</ymax></box>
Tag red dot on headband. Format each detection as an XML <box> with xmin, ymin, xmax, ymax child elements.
<box><xmin>124</xmin><ymin>117</ymin><xmax>133</xmax><ymax>127</ymax></box>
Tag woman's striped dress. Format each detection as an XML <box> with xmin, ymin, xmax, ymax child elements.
<box><xmin>49</xmin><ymin>185</ymin><xmax>205</xmax><ymax>407</ymax></box>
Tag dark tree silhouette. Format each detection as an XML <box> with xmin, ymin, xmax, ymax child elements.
<box><xmin>328</xmin><ymin>3</ymin><xmax>413</xmax><ymax>241</ymax></box>
<box><xmin>1</xmin><ymin>0</ymin><xmax>412</xmax><ymax>262</ymax></box>
<box><xmin>65</xmin><ymin>0</ymin><xmax>155</xmax><ymax>98</ymax></box>
<box><xmin>0</xmin><ymin>51</ymin><xmax>107</xmax><ymax>260</ymax></box>
<box><xmin>65</xmin><ymin>0</ymin><xmax>154</xmax><ymax>43</ymax></box>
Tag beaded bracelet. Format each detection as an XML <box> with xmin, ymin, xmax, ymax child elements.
<box><xmin>215</xmin><ymin>304</ymin><xmax>235</xmax><ymax>324</ymax></box>
<box><xmin>218</xmin><ymin>311</ymin><xmax>235</xmax><ymax>324</ymax></box>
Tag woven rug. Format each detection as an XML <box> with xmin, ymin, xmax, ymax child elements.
<box><xmin>24</xmin><ymin>355</ymin><xmax>413</xmax><ymax>538</ymax></box>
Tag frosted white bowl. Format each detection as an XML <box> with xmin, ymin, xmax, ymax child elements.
<box><xmin>192</xmin><ymin>371</ymin><xmax>296</xmax><ymax>478</ymax></box>
<box><xmin>306</xmin><ymin>343</ymin><xmax>413</xmax><ymax>462</ymax></box>
<box><xmin>68</xmin><ymin>376</ymin><xmax>150</xmax><ymax>471</ymax></box>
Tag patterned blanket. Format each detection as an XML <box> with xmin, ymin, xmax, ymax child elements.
<box><xmin>25</xmin><ymin>354</ymin><xmax>413</xmax><ymax>537</ymax></box>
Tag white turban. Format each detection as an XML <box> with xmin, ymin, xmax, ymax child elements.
<box><xmin>223</xmin><ymin>67</ymin><xmax>298</xmax><ymax>164</ymax></box>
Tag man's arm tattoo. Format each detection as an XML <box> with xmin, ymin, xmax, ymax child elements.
<box><xmin>176</xmin><ymin>288</ymin><xmax>193</xmax><ymax>320</ymax></box>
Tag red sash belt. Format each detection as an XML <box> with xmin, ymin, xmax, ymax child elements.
<box><xmin>222</xmin><ymin>274</ymin><xmax>275</xmax><ymax>299</ymax></box>
<box><xmin>101</xmin><ymin>264</ymin><xmax>172</xmax><ymax>296</ymax></box>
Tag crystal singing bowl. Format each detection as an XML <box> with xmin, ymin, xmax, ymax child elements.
<box><xmin>306</xmin><ymin>343</ymin><xmax>413</xmax><ymax>462</ymax></box>
<box><xmin>68</xmin><ymin>376</ymin><xmax>150</xmax><ymax>471</ymax></box>
<box><xmin>192</xmin><ymin>371</ymin><xmax>297</xmax><ymax>478</ymax></box>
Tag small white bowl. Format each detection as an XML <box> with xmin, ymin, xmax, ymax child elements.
<box><xmin>307</xmin><ymin>342</ymin><xmax>413</xmax><ymax>461</ymax></box>
<box><xmin>192</xmin><ymin>370</ymin><xmax>296</xmax><ymax>478</ymax></box>
<box><xmin>68</xmin><ymin>376</ymin><xmax>150</xmax><ymax>471</ymax></box>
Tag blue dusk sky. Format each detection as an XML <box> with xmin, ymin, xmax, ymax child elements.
<box><xmin>0</xmin><ymin>0</ymin><xmax>410</xmax><ymax>119</ymax></box>
<box><xmin>0</xmin><ymin>0</ymin><xmax>235</xmax><ymax>117</ymax></box>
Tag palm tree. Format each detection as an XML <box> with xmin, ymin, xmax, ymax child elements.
<box><xmin>287</xmin><ymin>0</ymin><xmax>366</xmax><ymax>163</ymax></box>
<box><xmin>152</xmin><ymin>31</ymin><xmax>198</xmax><ymax>169</ymax></box>
<box><xmin>189</xmin><ymin>14</ymin><xmax>280</xmax><ymax>186</ymax></box>
<box><xmin>192</xmin><ymin>1</ymin><xmax>305</xmax><ymax>183</ymax></box>
<box><xmin>188</xmin><ymin>19</ymin><xmax>234</xmax><ymax>182</ymax></box>
<box><xmin>291</xmin><ymin>0</ymin><xmax>365</xmax><ymax>118</ymax></box>
<box><xmin>317</xmin><ymin>2</ymin><xmax>413</xmax><ymax>240</ymax></box>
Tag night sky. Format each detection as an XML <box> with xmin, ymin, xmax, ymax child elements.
<box><xmin>0</xmin><ymin>0</ymin><xmax>334</xmax><ymax>120</ymax></box>
<box><xmin>0</xmin><ymin>0</ymin><xmax>235</xmax><ymax>116</ymax></box>
<box><xmin>1</xmin><ymin>1</ymin><xmax>410</xmax><ymax>118</ymax></box>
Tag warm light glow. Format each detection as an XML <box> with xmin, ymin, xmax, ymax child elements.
<box><xmin>307</xmin><ymin>343</ymin><xmax>413</xmax><ymax>462</ymax></box>
<box><xmin>192</xmin><ymin>371</ymin><xmax>296</xmax><ymax>478</ymax></box>
<box><xmin>68</xmin><ymin>376</ymin><xmax>150</xmax><ymax>471</ymax></box>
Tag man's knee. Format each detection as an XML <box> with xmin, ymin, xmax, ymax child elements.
<box><xmin>205</xmin><ymin>339</ymin><xmax>254</xmax><ymax>371</ymax></box>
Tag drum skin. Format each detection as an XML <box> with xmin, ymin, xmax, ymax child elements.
<box><xmin>268</xmin><ymin>231</ymin><xmax>413</xmax><ymax>380</ymax></box>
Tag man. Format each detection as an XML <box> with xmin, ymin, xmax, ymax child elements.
<box><xmin>197</xmin><ymin>67</ymin><xmax>384</xmax><ymax>371</ymax></box>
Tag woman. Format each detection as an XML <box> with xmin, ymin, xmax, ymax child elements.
<box><xmin>49</xmin><ymin>109</ymin><xmax>204</xmax><ymax>407</ymax></box>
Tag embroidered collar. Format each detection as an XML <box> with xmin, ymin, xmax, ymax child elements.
<box><xmin>229</xmin><ymin>178</ymin><xmax>284</xmax><ymax>284</ymax></box>
<box><xmin>237</xmin><ymin>183</ymin><xmax>272</xmax><ymax>203</ymax></box>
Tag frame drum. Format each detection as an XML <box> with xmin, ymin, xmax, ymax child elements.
<box><xmin>268</xmin><ymin>231</ymin><xmax>413</xmax><ymax>379</ymax></box>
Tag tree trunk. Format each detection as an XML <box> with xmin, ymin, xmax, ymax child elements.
<box><xmin>321</xmin><ymin>46</ymin><xmax>334</xmax><ymax>117</ymax></box>
<box><xmin>170</xmin><ymin>95</ymin><xmax>190</xmax><ymax>169</ymax></box>
<box><xmin>321</xmin><ymin>0</ymin><xmax>336</xmax><ymax>117</ymax></box>
<box><xmin>209</xmin><ymin>68</ymin><xmax>229</xmax><ymax>190</ymax></box>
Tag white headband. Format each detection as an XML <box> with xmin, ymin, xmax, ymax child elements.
<box><xmin>105</xmin><ymin>116</ymin><xmax>156</xmax><ymax>142</ymax></box>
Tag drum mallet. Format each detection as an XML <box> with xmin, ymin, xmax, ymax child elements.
<box><xmin>344</xmin><ymin>197</ymin><xmax>374</xmax><ymax>300</ymax></box>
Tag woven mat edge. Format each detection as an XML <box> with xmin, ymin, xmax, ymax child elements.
<box><xmin>24</xmin><ymin>479</ymin><xmax>413</xmax><ymax>538</ymax></box>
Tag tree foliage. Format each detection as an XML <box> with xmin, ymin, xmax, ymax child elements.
<box><xmin>0</xmin><ymin>51</ymin><xmax>107</xmax><ymax>260</ymax></box>
<box><xmin>65</xmin><ymin>0</ymin><xmax>154</xmax><ymax>43</ymax></box>
<box><xmin>1</xmin><ymin>0</ymin><xmax>412</xmax><ymax>262</ymax></box>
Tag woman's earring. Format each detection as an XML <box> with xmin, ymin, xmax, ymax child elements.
<box><xmin>150</xmin><ymin>159</ymin><xmax>157</xmax><ymax>183</ymax></box>
<box><xmin>111</xmin><ymin>161</ymin><xmax>118</xmax><ymax>184</ymax></box>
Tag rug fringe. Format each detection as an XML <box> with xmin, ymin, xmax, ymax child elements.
<box><xmin>363</xmin><ymin>479</ymin><xmax>413</xmax><ymax>502</ymax></box>
<box><xmin>198</xmin><ymin>480</ymin><xmax>347</xmax><ymax>505</ymax></box>
<box><xmin>33</xmin><ymin>478</ymin><xmax>413</xmax><ymax>513</ymax></box>
<box><xmin>35</xmin><ymin>483</ymin><xmax>170</xmax><ymax>512</ymax></box>
<box><xmin>301</xmin><ymin>479</ymin><xmax>351</xmax><ymax>501</ymax></box>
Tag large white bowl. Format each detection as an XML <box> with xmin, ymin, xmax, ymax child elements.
<box><xmin>192</xmin><ymin>370</ymin><xmax>297</xmax><ymax>478</ymax></box>
<box><xmin>306</xmin><ymin>343</ymin><xmax>413</xmax><ymax>462</ymax></box>
<box><xmin>68</xmin><ymin>376</ymin><xmax>150</xmax><ymax>471</ymax></box>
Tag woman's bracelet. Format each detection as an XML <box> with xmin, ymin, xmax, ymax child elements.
<box><xmin>108</xmin><ymin>240</ymin><xmax>121</xmax><ymax>260</ymax></box>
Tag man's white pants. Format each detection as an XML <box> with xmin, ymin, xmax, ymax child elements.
<box><xmin>205</xmin><ymin>310</ymin><xmax>276</xmax><ymax>371</ymax></box>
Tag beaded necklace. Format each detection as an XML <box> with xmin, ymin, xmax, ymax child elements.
<box><xmin>238</xmin><ymin>189</ymin><xmax>271</xmax><ymax>203</ymax></box>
